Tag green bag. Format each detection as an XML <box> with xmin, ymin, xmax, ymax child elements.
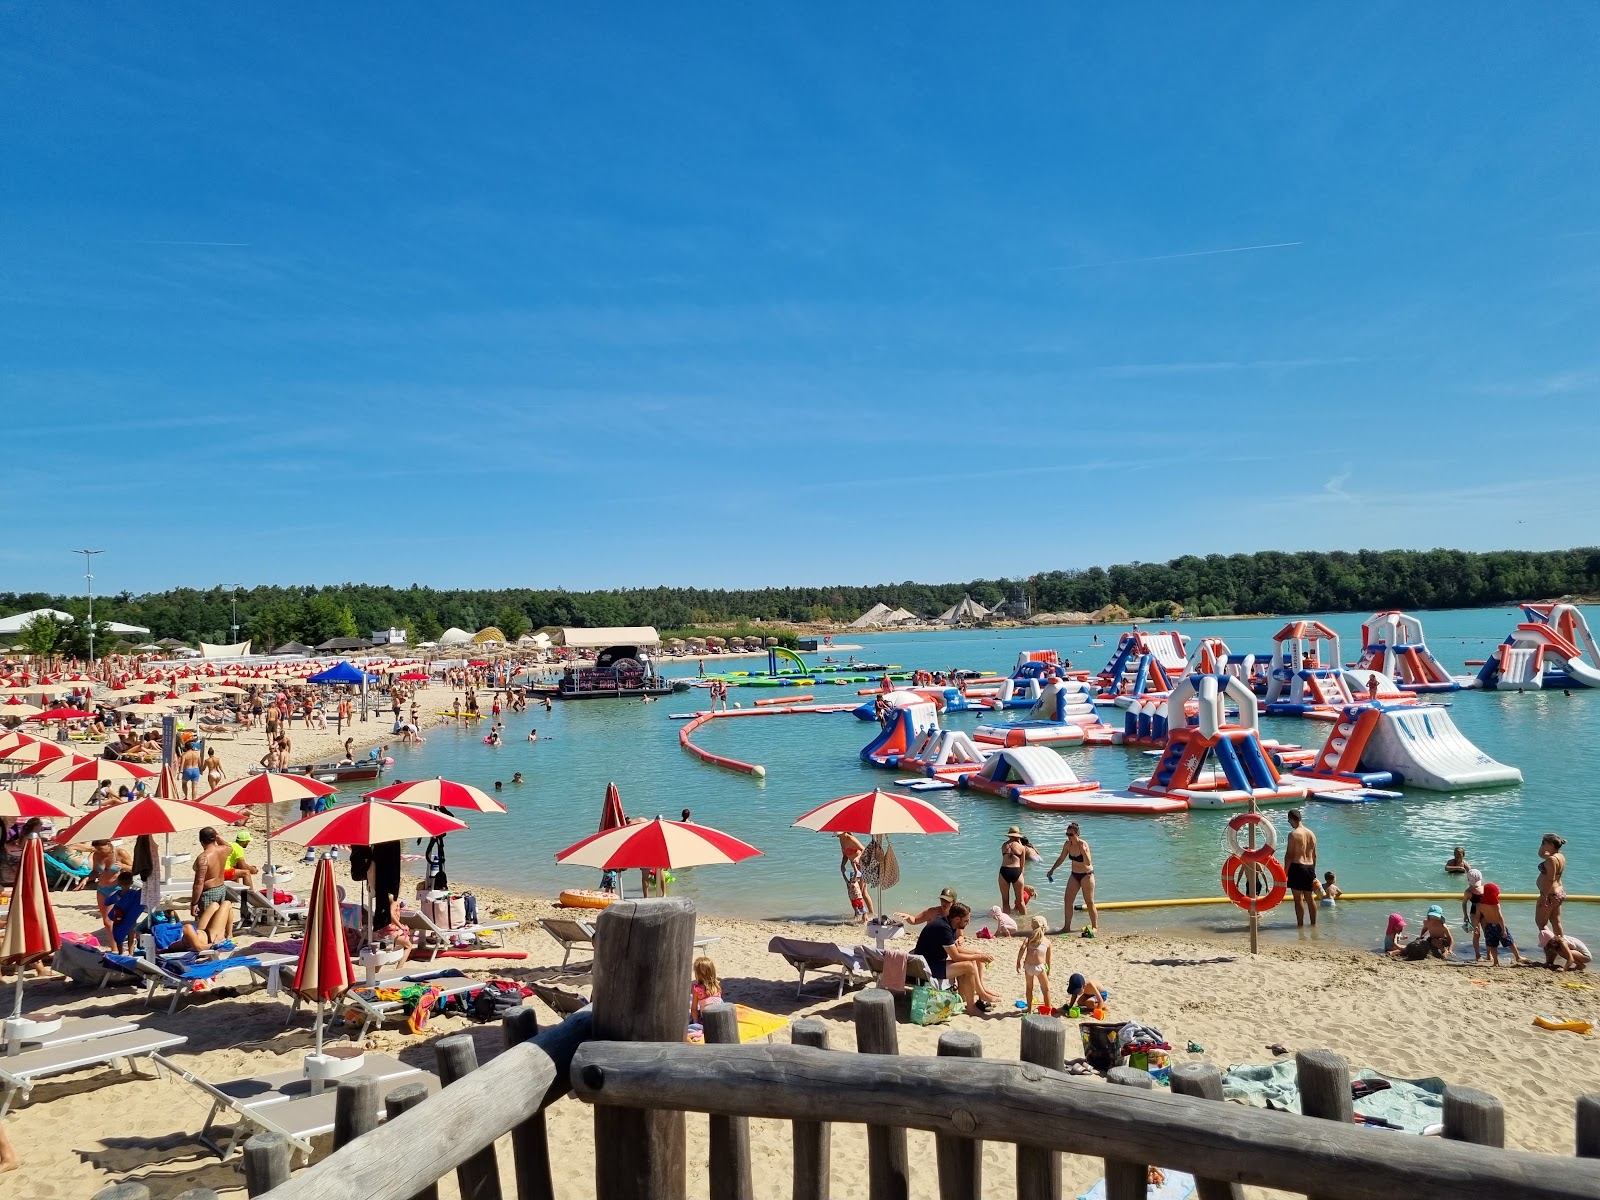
<box><xmin>909</xmin><ymin>984</ymin><xmax>961</xmax><ymax>1026</ymax></box>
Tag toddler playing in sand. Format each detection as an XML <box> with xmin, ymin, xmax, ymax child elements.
<box><xmin>1016</xmin><ymin>915</ymin><xmax>1052</xmax><ymax>1011</ymax></box>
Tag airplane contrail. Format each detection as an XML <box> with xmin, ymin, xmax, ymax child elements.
<box><xmin>134</xmin><ymin>240</ymin><xmax>251</xmax><ymax>247</ymax></box>
<box><xmin>1061</xmin><ymin>241</ymin><xmax>1302</xmax><ymax>270</ymax></box>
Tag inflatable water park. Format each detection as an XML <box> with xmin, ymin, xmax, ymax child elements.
<box><xmin>1473</xmin><ymin>602</ymin><xmax>1600</xmax><ymax>690</ymax></box>
<box><xmin>667</xmin><ymin>607</ymin><xmax>1538</xmax><ymax>813</ymax></box>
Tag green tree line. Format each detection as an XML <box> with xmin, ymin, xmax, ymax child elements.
<box><xmin>3</xmin><ymin>547</ymin><xmax>1596</xmax><ymax>651</ymax></box>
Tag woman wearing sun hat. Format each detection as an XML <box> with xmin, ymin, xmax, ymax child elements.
<box><xmin>998</xmin><ymin>825</ymin><xmax>1039</xmax><ymax>916</ymax></box>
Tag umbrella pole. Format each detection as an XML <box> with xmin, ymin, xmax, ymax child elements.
<box><xmin>9</xmin><ymin>971</ymin><xmax>23</xmax><ymax>1021</ymax></box>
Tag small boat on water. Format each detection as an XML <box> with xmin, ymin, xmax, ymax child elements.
<box><xmin>250</xmin><ymin>760</ymin><xmax>386</xmax><ymax>783</ymax></box>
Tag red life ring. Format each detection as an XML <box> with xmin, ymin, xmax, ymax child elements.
<box><xmin>1222</xmin><ymin>854</ymin><xmax>1287</xmax><ymax>913</ymax></box>
<box><xmin>1225</xmin><ymin>812</ymin><xmax>1277</xmax><ymax>862</ymax></box>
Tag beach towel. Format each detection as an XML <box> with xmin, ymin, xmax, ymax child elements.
<box><xmin>1222</xmin><ymin>1061</ymin><xmax>1445</xmax><ymax>1133</ymax></box>
<box><xmin>877</xmin><ymin>948</ymin><xmax>909</xmax><ymax>992</ymax></box>
<box><xmin>1079</xmin><ymin>1170</ymin><xmax>1195</xmax><ymax>1200</ymax></box>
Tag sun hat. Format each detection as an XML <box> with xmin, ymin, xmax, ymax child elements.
<box><xmin>939</xmin><ymin>887</ymin><xmax>958</xmax><ymax>903</ymax></box>
<box><xmin>1539</xmin><ymin>929</ymin><xmax>1556</xmax><ymax>949</ymax></box>
<box><xmin>1482</xmin><ymin>882</ymin><xmax>1501</xmax><ymax>904</ymax></box>
<box><xmin>1426</xmin><ymin>904</ymin><xmax>1444</xmax><ymax>919</ymax></box>
<box><xmin>234</xmin><ymin>830</ymin><xmax>251</xmax><ymax>844</ymax></box>
<box><xmin>1386</xmin><ymin>913</ymin><xmax>1406</xmax><ymax>935</ymax></box>
<box><xmin>1006</xmin><ymin>826</ymin><xmax>1022</xmax><ymax>837</ymax></box>
<box><xmin>1467</xmin><ymin>868</ymin><xmax>1483</xmax><ymax>887</ymax></box>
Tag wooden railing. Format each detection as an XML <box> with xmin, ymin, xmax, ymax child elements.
<box><xmin>92</xmin><ymin>899</ymin><xmax>1600</xmax><ymax>1200</ymax></box>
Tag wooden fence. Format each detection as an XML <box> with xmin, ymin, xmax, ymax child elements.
<box><xmin>94</xmin><ymin>898</ymin><xmax>1600</xmax><ymax>1200</ymax></box>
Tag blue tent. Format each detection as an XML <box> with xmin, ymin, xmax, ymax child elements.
<box><xmin>306</xmin><ymin>660</ymin><xmax>380</xmax><ymax>685</ymax></box>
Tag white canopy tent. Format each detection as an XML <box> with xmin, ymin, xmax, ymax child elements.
<box><xmin>557</xmin><ymin>627</ymin><xmax>660</xmax><ymax>649</ymax></box>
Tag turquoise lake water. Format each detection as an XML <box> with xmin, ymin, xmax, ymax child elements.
<box><xmin>341</xmin><ymin>607</ymin><xmax>1598</xmax><ymax>948</ymax></box>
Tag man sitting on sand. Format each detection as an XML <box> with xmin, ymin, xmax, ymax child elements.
<box><xmin>912</xmin><ymin>901</ymin><xmax>999</xmax><ymax>1015</ymax></box>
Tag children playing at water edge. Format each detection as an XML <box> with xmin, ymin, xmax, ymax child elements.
<box><xmin>1016</xmin><ymin>915</ymin><xmax>1052</xmax><ymax>1010</ymax></box>
<box><xmin>690</xmin><ymin>957</ymin><xmax>721</xmax><ymax>1021</ymax></box>
<box><xmin>1541</xmin><ymin>929</ymin><xmax>1592</xmax><ymax>972</ymax></box>
<box><xmin>1317</xmin><ymin>871</ymin><xmax>1342</xmax><ymax>907</ymax></box>
<box><xmin>1475</xmin><ymin>883</ymin><xmax>1528</xmax><ymax>966</ymax></box>
<box><xmin>1383</xmin><ymin>913</ymin><xmax>1408</xmax><ymax>954</ymax></box>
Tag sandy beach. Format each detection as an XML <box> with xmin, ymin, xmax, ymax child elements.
<box><xmin>9</xmin><ymin>859</ymin><xmax>1600</xmax><ymax>1199</ymax></box>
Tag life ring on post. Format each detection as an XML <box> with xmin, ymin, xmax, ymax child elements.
<box><xmin>1225</xmin><ymin>812</ymin><xmax>1277</xmax><ymax>862</ymax></box>
<box><xmin>1222</xmin><ymin>854</ymin><xmax>1287</xmax><ymax>913</ymax></box>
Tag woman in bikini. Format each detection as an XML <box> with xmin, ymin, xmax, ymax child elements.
<box><xmin>1047</xmin><ymin>821</ymin><xmax>1098</xmax><ymax>936</ymax></box>
<box><xmin>997</xmin><ymin>826</ymin><xmax>1038</xmax><ymax>915</ymax></box>
<box><xmin>1537</xmin><ymin>833</ymin><xmax>1568</xmax><ymax>937</ymax></box>
<box><xmin>836</xmin><ymin>831</ymin><xmax>873</xmax><ymax>920</ymax></box>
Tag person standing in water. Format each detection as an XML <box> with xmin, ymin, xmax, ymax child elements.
<box><xmin>1537</xmin><ymin>833</ymin><xmax>1568</xmax><ymax>937</ymax></box>
<box><xmin>1285</xmin><ymin>809</ymin><xmax>1318</xmax><ymax>928</ymax></box>
<box><xmin>1046</xmin><ymin>821</ymin><xmax>1098</xmax><ymax>937</ymax></box>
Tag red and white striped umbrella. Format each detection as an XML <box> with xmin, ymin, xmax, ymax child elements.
<box><xmin>55</xmin><ymin>759</ymin><xmax>157</xmax><ymax>784</ymax></box>
<box><xmin>201</xmin><ymin>773</ymin><xmax>337</xmax><ymax>808</ymax></box>
<box><xmin>15</xmin><ymin>752</ymin><xmax>96</xmax><ymax>778</ymax></box>
<box><xmin>364</xmin><ymin>778</ymin><xmax>505</xmax><ymax>814</ymax></box>
<box><xmin>293</xmin><ymin>855</ymin><xmax>355</xmax><ymax>1058</ymax></box>
<box><xmin>272</xmin><ymin>800</ymin><xmax>466</xmax><ymax>848</ymax></box>
<box><xmin>0</xmin><ymin>740</ymin><xmax>69</xmax><ymax>766</ymax></box>
<box><xmin>0</xmin><ymin>791</ymin><xmax>76</xmax><ymax>821</ymax></box>
<box><xmin>555</xmin><ymin>817</ymin><xmax>761</xmax><ymax>871</ymax></box>
<box><xmin>792</xmin><ymin>790</ymin><xmax>960</xmax><ymax>836</ymax></box>
<box><xmin>0</xmin><ymin>731</ymin><xmax>39</xmax><ymax>757</ymax></box>
<box><xmin>55</xmin><ymin>796</ymin><xmax>243</xmax><ymax>842</ymax></box>
<box><xmin>599</xmin><ymin>781</ymin><xmax>626</xmax><ymax>833</ymax></box>
<box><xmin>2</xmin><ymin>836</ymin><xmax>61</xmax><ymax>1017</ymax></box>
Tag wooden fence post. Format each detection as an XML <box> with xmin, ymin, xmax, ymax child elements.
<box><xmin>854</xmin><ymin>989</ymin><xmax>909</xmax><ymax>1200</ymax></box>
<box><xmin>935</xmin><ymin>1030</ymin><xmax>982</xmax><ymax>1200</ymax></box>
<box><xmin>789</xmin><ymin>1017</ymin><xmax>832</xmax><ymax>1200</ymax></box>
<box><xmin>1443</xmin><ymin>1085</ymin><xmax>1505</xmax><ymax>1148</ymax></box>
<box><xmin>503</xmin><ymin>1004</ymin><xmax>556</xmax><ymax>1200</ymax></box>
<box><xmin>591</xmin><ymin>897</ymin><xmax>697</xmax><ymax>1200</ymax></box>
<box><xmin>1104</xmin><ymin>1067</ymin><xmax>1154</xmax><ymax>1200</ymax></box>
<box><xmin>1168</xmin><ymin>1063</ymin><xmax>1245</xmax><ymax>1200</ymax></box>
<box><xmin>1017</xmin><ymin>1015</ymin><xmax>1065</xmax><ymax>1200</ymax></box>
<box><xmin>384</xmin><ymin>1082</ymin><xmax>440</xmax><ymax>1200</ymax></box>
<box><xmin>333</xmin><ymin>1075</ymin><xmax>381</xmax><ymax>1150</ymax></box>
<box><xmin>437</xmin><ymin>1035</ymin><xmax>504</xmax><ymax>1200</ymax></box>
<box><xmin>1296</xmin><ymin>1049</ymin><xmax>1351</xmax><ymax>1200</ymax></box>
<box><xmin>1578</xmin><ymin>1094</ymin><xmax>1600</xmax><ymax>1158</ymax></box>
<box><xmin>242</xmin><ymin>1132</ymin><xmax>292</xmax><ymax>1197</ymax></box>
<box><xmin>703</xmin><ymin>1002</ymin><xmax>754</xmax><ymax>1200</ymax></box>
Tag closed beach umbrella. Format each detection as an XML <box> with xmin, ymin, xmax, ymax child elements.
<box><xmin>1</xmin><ymin>835</ymin><xmax>61</xmax><ymax>1019</ymax></box>
<box><xmin>555</xmin><ymin>817</ymin><xmax>761</xmax><ymax>874</ymax></box>
<box><xmin>54</xmin><ymin>796</ymin><xmax>243</xmax><ymax>843</ymax></box>
<box><xmin>599</xmin><ymin>781</ymin><xmax>626</xmax><ymax>832</ymax></box>
<box><xmin>0</xmin><ymin>791</ymin><xmax>76</xmax><ymax>821</ymax></box>
<box><xmin>272</xmin><ymin>800</ymin><xmax>466</xmax><ymax>849</ymax></box>
<box><xmin>364</xmin><ymin>778</ymin><xmax>505</xmax><ymax>814</ymax></box>
<box><xmin>293</xmin><ymin>855</ymin><xmax>354</xmax><ymax>1061</ymax></box>
<box><xmin>201</xmin><ymin>773</ymin><xmax>336</xmax><ymax>875</ymax></box>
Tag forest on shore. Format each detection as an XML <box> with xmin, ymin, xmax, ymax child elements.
<box><xmin>3</xmin><ymin>547</ymin><xmax>1596</xmax><ymax>652</ymax></box>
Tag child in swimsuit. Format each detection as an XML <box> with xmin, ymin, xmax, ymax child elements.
<box><xmin>1474</xmin><ymin>883</ymin><xmax>1527</xmax><ymax>967</ymax></box>
<box><xmin>1461</xmin><ymin>868</ymin><xmax>1484</xmax><ymax>957</ymax></box>
<box><xmin>690</xmin><ymin>956</ymin><xmax>722</xmax><ymax>1022</ymax></box>
<box><xmin>1015</xmin><ymin>915</ymin><xmax>1052</xmax><ymax>1011</ymax></box>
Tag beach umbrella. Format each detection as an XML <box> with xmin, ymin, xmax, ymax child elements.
<box><xmin>55</xmin><ymin>759</ymin><xmax>157</xmax><ymax>785</ymax></box>
<box><xmin>0</xmin><ymin>791</ymin><xmax>76</xmax><ymax>821</ymax></box>
<box><xmin>599</xmin><ymin>781</ymin><xmax>626</xmax><ymax>832</ymax></box>
<box><xmin>364</xmin><ymin>778</ymin><xmax>505</xmax><ymax>814</ymax></box>
<box><xmin>292</xmin><ymin>855</ymin><xmax>354</xmax><ymax>1066</ymax></box>
<box><xmin>793</xmin><ymin>789</ymin><xmax>959</xmax><ymax>915</ymax></box>
<box><xmin>1</xmin><ymin>740</ymin><xmax>69</xmax><ymax>767</ymax></box>
<box><xmin>0</xmin><ymin>732</ymin><xmax>41</xmax><ymax>758</ymax></box>
<box><xmin>554</xmin><ymin>817</ymin><xmax>761</xmax><ymax>886</ymax></box>
<box><xmin>1</xmin><ymin>835</ymin><xmax>61</xmax><ymax>1019</ymax></box>
<box><xmin>0</xmin><ymin>702</ymin><xmax>43</xmax><ymax>720</ymax></box>
<box><xmin>201</xmin><ymin>773</ymin><xmax>337</xmax><ymax>874</ymax></box>
<box><xmin>272</xmin><ymin>800</ymin><xmax>466</xmax><ymax>849</ymax></box>
<box><xmin>16</xmin><ymin>753</ymin><xmax>96</xmax><ymax>783</ymax></box>
<box><xmin>33</xmin><ymin>708</ymin><xmax>95</xmax><ymax>722</ymax></box>
<box><xmin>398</xmin><ymin>672</ymin><xmax>429</xmax><ymax>683</ymax></box>
<box><xmin>54</xmin><ymin>796</ymin><xmax>244</xmax><ymax>843</ymax></box>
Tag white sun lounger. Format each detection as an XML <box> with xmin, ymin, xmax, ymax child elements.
<box><xmin>155</xmin><ymin>1050</ymin><xmax>436</xmax><ymax>1160</ymax></box>
<box><xmin>0</xmin><ymin>1027</ymin><xmax>187</xmax><ymax>1115</ymax></box>
<box><xmin>400</xmin><ymin>909</ymin><xmax>519</xmax><ymax>956</ymax></box>
<box><xmin>537</xmin><ymin>917</ymin><xmax>597</xmax><ymax>969</ymax></box>
<box><xmin>4</xmin><ymin>1013</ymin><xmax>137</xmax><ymax>1057</ymax></box>
<box><xmin>132</xmin><ymin>951</ymin><xmax>300</xmax><ymax>1014</ymax></box>
<box><xmin>767</xmin><ymin>937</ymin><xmax>875</xmax><ymax>999</ymax></box>
<box><xmin>231</xmin><ymin>883</ymin><xmax>309</xmax><ymax>935</ymax></box>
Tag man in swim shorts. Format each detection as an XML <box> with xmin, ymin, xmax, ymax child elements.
<box><xmin>1284</xmin><ymin>809</ymin><xmax>1318</xmax><ymax>928</ymax></box>
<box><xmin>190</xmin><ymin>826</ymin><xmax>230</xmax><ymax>920</ymax></box>
<box><xmin>179</xmin><ymin>743</ymin><xmax>203</xmax><ymax>800</ymax></box>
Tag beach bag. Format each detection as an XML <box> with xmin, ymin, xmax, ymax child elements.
<box><xmin>1079</xmin><ymin>1021</ymin><xmax>1131</xmax><ymax>1074</ymax></box>
<box><xmin>426</xmin><ymin>893</ymin><xmax>467</xmax><ymax>928</ymax></box>
<box><xmin>909</xmin><ymin>984</ymin><xmax>961</xmax><ymax>1026</ymax></box>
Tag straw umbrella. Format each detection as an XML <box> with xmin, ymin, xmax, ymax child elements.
<box><xmin>793</xmin><ymin>789</ymin><xmax>959</xmax><ymax>920</ymax></box>
<box><xmin>554</xmin><ymin>817</ymin><xmax>761</xmax><ymax>896</ymax></box>
<box><xmin>293</xmin><ymin>855</ymin><xmax>355</xmax><ymax>1082</ymax></box>
<box><xmin>1</xmin><ymin>834</ymin><xmax>61</xmax><ymax>1028</ymax></box>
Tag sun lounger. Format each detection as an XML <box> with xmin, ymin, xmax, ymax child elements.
<box><xmin>529</xmin><ymin>978</ymin><xmax>590</xmax><ymax>1016</ymax></box>
<box><xmin>127</xmin><ymin>950</ymin><xmax>299</xmax><ymax>1014</ymax></box>
<box><xmin>336</xmin><ymin>973</ymin><xmax>486</xmax><ymax>1040</ymax></box>
<box><xmin>4</xmin><ymin>1013</ymin><xmax>137</xmax><ymax>1057</ymax></box>
<box><xmin>767</xmin><ymin>937</ymin><xmax>874</xmax><ymax>998</ymax></box>
<box><xmin>857</xmin><ymin>945</ymin><xmax>940</xmax><ymax>992</ymax></box>
<box><xmin>399</xmin><ymin>908</ymin><xmax>518</xmax><ymax>956</ymax></box>
<box><xmin>0</xmin><ymin>1027</ymin><xmax>187</xmax><ymax>1115</ymax></box>
<box><xmin>538</xmin><ymin>917</ymin><xmax>596</xmax><ymax>969</ymax></box>
<box><xmin>155</xmin><ymin>1050</ymin><xmax>436</xmax><ymax>1160</ymax></box>
<box><xmin>231</xmin><ymin>883</ymin><xmax>308</xmax><ymax>935</ymax></box>
<box><xmin>43</xmin><ymin>850</ymin><xmax>94</xmax><ymax>891</ymax></box>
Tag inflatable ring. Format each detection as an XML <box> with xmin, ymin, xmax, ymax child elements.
<box><xmin>1222</xmin><ymin>854</ymin><xmax>1287</xmax><ymax>913</ymax></box>
<box><xmin>558</xmin><ymin>889</ymin><xmax>618</xmax><ymax>910</ymax></box>
<box><xmin>1226</xmin><ymin>812</ymin><xmax>1277</xmax><ymax>862</ymax></box>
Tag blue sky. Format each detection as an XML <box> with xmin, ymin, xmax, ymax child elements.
<box><xmin>3</xmin><ymin>5</ymin><xmax>1598</xmax><ymax>596</ymax></box>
